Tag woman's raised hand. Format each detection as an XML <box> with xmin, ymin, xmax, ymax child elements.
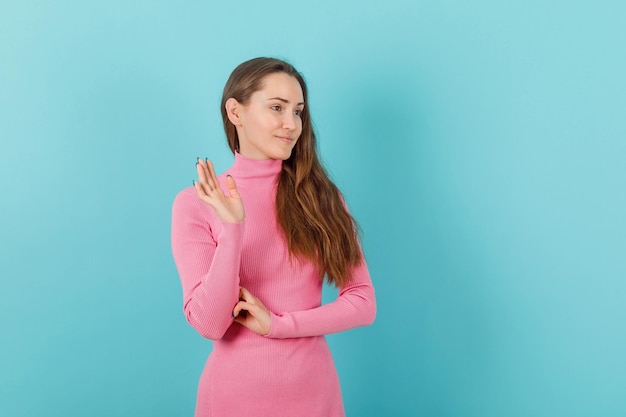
<box><xmin>194</xmin><ymin>158</ymin><xmax>245</xmax><ymax>223</ymax></box>
<box><xmin>233</xmin><ymin>287</ymin><xmax>271</xmax><ymax>336</ymax></box>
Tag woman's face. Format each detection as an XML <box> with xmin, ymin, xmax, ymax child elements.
<box><xmin>229</xmin><ymin>72</ymin><xmax>305</xmax><ymax>160</ymax></box>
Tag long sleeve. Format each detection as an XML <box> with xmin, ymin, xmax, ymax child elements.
<box><xmin>173</xmin><ymin>153</ymin><xmax>374</xmax><ymax>416</ymax></box>
<box><xmin>171</xmin><ymin>188</ymin><xmax>243</xmax><ymax>340</ymax></box>
<box><xmin>265</xmin><ymin>259</ymin><xmax>376</xmax><ymax>339</ymax></box>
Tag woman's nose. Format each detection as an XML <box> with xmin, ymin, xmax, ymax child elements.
<box><xmin>282</xmin><ymin>113</ymin><xmax>298</xmax><ymax>130</ymax></box>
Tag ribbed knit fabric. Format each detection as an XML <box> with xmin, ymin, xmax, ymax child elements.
<box><xmin>171</xmin><ymin>152</ymin><xmax>376</xmax><ymax>417</ymax></box>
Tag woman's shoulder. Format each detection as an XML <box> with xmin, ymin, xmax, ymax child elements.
<box><xmin>173</xmin><ymin>186</ymin><xmax>198</xmax><ymax>207</ymax></box>
<box><xmin>172</xmin><ymin>186</ymin><xmax>214</xmax><ymax>219</ymax></box>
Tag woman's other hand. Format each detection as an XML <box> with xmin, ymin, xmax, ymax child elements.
<box><xmin>233</xmin><ymin>287</ymin><xmax>271</xmax><ymax>336</ymax></box>
<box><xmin>194</xmin><ymin>158</ymin><xmax>244</xmax><ymax>223</ymax></box>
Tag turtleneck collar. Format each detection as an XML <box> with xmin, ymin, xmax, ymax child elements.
<box><xmin>227</xmin><ymin>152</ymin><xmax>283</xmax><ymax>187</ymax></box>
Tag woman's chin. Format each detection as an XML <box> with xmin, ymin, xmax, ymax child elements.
<box><xmin>272</xmin><ymin>147</ymin><xmax>295</xmax><ymax>160</ymax></box>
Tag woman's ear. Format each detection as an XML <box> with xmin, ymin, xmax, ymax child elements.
<box><xmin>225</xmin><ymin>98</ymin><xmax>242</xmax><ymax>126</ymax></box>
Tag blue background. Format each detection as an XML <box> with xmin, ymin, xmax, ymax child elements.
<box><xmin>1</xmin><ymin>1</ymin><xmax>625</xmax><ymax>416</ymax></box>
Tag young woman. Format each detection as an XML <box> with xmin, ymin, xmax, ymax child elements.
<box><xmin>171</xmin><ymin>57</ymin><xmax>376</xmax><ymax>417</ymax></box>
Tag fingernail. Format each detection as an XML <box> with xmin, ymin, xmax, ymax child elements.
<box><xmin>231</xmin><ymin>312</ymin><xmax>235</xmax><ymax>318</ymax></box>
<box><xmin>192</xmin><ymin>180</ymin><xmax>195</xmax><ymax>186</ymax></box>
<box><xmin>226</xmin><ymin>174</ymin><xmax>232</xmax><ymax>178</ymax></box>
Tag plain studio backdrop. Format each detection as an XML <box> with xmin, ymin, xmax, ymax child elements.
<box><xmin>1</xmin><ymin>1</ymin><xmax>624</xmax><ymax>416</ymax></box>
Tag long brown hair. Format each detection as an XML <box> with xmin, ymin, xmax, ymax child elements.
<box><xmin>220</xmin><ymin>57</ymin><xmax>362</xmax><ymax>287</ymax></box>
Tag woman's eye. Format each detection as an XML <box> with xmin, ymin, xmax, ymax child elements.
<box><xmin>294</xmin><ymin>109</ymin><xmax>303</xmax><ymax>117</ymax></box>
<box><xmin>271</xmin><ymin>105</ymin><xmax>281</xmax><ymax>111</ymax></box>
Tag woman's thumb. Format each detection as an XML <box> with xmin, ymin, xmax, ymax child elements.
<box><xmin>225</xmin><ymin>175</ymin><xmax>240</xmax><ymax>198</ymax></box>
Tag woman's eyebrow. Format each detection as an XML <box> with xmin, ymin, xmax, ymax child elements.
<box><xmin>268</xmin><ymin>97</ymin><xmax>305</xmax><ymax>106</ymax></box>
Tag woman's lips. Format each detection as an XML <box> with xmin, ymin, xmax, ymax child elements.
<box><xmin>276</xmin><ymin>135</ymin><xmax>293</xmax><ymax>143</ymax></box>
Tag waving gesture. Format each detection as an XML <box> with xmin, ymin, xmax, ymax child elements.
<box><xmin>194</xmin><ymin>158</ymin><xmax>245</xmax><ymax>223</ymax></box>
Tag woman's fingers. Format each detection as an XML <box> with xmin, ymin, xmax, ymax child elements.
<box><xmin>197</xmin><ymin>158</ymin><xmax>216</xmax><ymax>190</ymax></box>
<box><xmin>232</xmin><ymin>287</ymin><xmax>271</xmax><ymax>335</ymax></box>
<box><xmin>193</xmin><ymin>157</ymin><xmax>245</xmax><ymax>223</ymax></box>
<box><xmin>234</xmin><ymin>287</ymin><xmax>255</xmax><ymax>316</ymax></box>
<box><xmin>196</xmin><ymin>158</ymin><xmax>207</xmax><ymax>183</ymax></box>
<box><xmin>239</xmin><ymin>286</ymin><xmax>254</xmax><ymax>301</ymax></box>
<box><xmin>225</xmin><ymin>175</ymin><xmax>240</xmax><ymax>198</ymax></box>
<box><xmin>195</xmin><ymin>158</ymin><xmax>221</xmax><ymax>201</ymax></box>
<box><xmin>206</xmin><ymin>159</ymin><xmax>220</xmax><ymax>188</ymax></box>
<box><xmin>233</xmin><ymin>300</ymin><xmax>252</xmax><ymax>318</ymax></box>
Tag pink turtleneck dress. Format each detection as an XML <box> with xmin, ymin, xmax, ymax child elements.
<box><xmin>171</xmin><ymin>153</ymin><xmax>376</xmax><ymax>417</ymax></box>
